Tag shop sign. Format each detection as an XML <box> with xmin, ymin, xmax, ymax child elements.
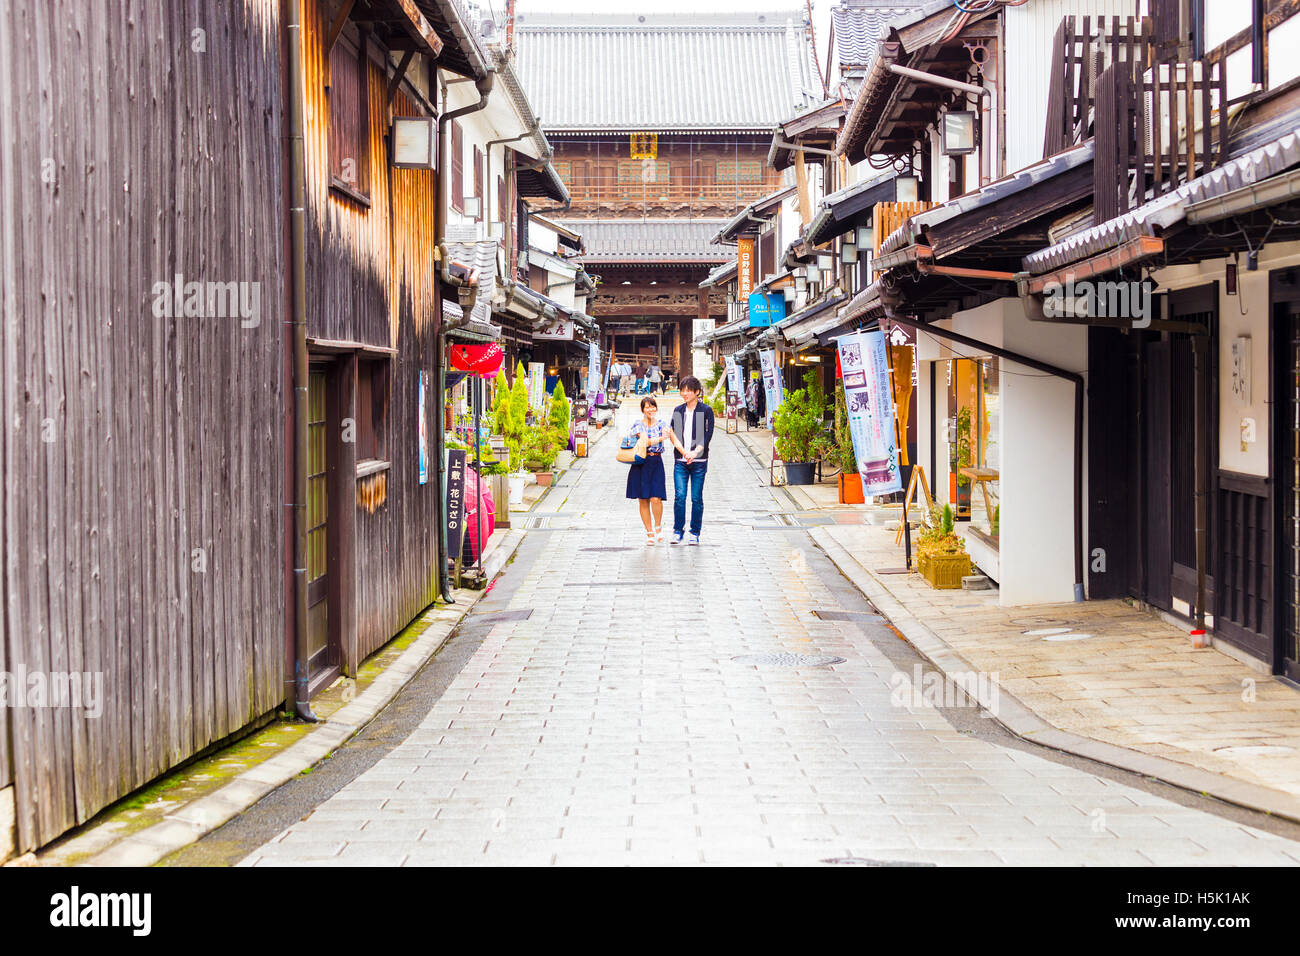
<box><xmin>528</xmin><ymin>362</ymin><xmax>545</xmax><ymax>409</ymax></box>
<box><xmin>837</xmin><ymin>331</ymin><xmax>902</xmax><ymax>495</ymax></box>
<box><xmin>535</xmin><ymin>317</ymin><xmax>575</xmax><ymax>341</ymax></box>
<box><xmin>445</xmin><ymin>448</ymin><xmax>467</xmax><ymax>560</ymax></box>
<box><xmin>724</xmin><ymin>355</ymin><xmax>744</xmax><ymax>397</ymax></box>
<box><xmin>748</xmin><ymin>291</ymin><xmax>786</xmax><ymax>328</ymax></box>
<box><xmin>738</xmin><ymin>238</ymin><xmax>755</xmax><ymax>298</ymax></box>
<box><xmin>418</xmin><ymin>372</ymin><xmax>429</xmax><ymax>485</ymax></box>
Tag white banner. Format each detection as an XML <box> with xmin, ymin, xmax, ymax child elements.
<box><xmin>759</xmin><ymin>349</ymin><xmax>783</xmax><ymax>430</ymax></box>
<box><xmin>837</xmin><ymin>331</ymin><xmax>902</xmax><ymax>495</ymax></box>
<box><xmin>586</xmin><ymin>341</ymin><xmax>601</xmax><ymax>404</ymax></box>
<box><xmin>724</xmin><ymin>355</ymin><xmax>744</xmax><ymax>398</ymax></box>
<box><xmin>528</xmin><ymin>362</ymin><xmax>545</xmax><ymax>409</ymax></box>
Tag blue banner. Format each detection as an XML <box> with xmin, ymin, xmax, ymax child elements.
<box><xmin>748</xmin><ymin>291</ymin><xmax>787</xmax><ymax>328</ymax></box>
<box><xmin>837</xmin><ymin>331</ymin><xmax>902</xmax><ymax>495</ymax></box>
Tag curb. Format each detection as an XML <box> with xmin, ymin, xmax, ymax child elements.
<box><xmin>46</xmin><ymin>532</ymin><xmax>529</xmax><ymax>868</ymax></box>
<box><xmin>809</xmin><ymin>525</ymin><xmax>1300</xmax><ymax>826</ymax></box>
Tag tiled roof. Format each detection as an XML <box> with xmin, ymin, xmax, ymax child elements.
<box><xmin>514</xmin><ymin>12</ymin><xmax>821</xmax><ymax>132</ymax></box>
<box><xmin>831</xmin><ymin>1</ymin><xmax>928</xmax><ymax>68</ymax></box>
<box><xmin>559</xmin><ymin>219</ymin><xmax>731</xmax><ymax>263</ymax></box>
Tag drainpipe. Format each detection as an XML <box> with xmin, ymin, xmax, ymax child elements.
<box><xmin>285</xmin><ymin>0</ymin><xmax>316</xmax><ymax>720</ymax></box>
<box><xmin>435</xmin><ymin>70</ymin><xmax>494</xmax><ymax>604</ymax></box>
<box><xmin>882</xmin><ymin>309</ymin><xmax>1087</xmax><ymax>602</ymax></box>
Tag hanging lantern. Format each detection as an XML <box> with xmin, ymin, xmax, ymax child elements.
<box><xmin>450</xmin><ymin>341</ymin><xmax>504</xmax><ymax>375</ymax></box>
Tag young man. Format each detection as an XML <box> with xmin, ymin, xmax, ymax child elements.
<box><xmin>669</xmin><ymin>375</ymin><xmax>714</xmax><ymax>545</ymax></box>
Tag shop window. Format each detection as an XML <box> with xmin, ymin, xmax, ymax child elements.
<box><xmin>328</xmin><ymin>37</ymin><xmax>370</xmax><ymax>202</ymax></box>
<box><xmin>356</xmin><ymin>358</ymin><xmax>391</xmax><ymax>465</ymax></box>
<box><xmin>946</xmin><ymin>357</ymin><xmax>999</xmax><ymax>535</ymax></box>
<box><xmin>715</xmin><ymin>160</ymin><xmax>763</xmax><ymax>184</ymax></box>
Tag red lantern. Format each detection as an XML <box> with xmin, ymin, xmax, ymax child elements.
<box><xmin>450</xmin><ymin>342</ymin><xmax>504</xmax><ymax>376</ymax></box>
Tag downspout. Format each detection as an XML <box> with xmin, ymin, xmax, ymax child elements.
<box><xmin>883</xmin><ymin>309</ymin><xmax>1087</xmax><ymax>602</ymax></box>
<box><xmin>285</xmin><ymin>0</ymin><xmax>316</xmax><ymax>720</ymax></box>
<box><xmin>435</xmin><ymin>69</ymin><xmax>494</xmax><ymax>604</ymax></box>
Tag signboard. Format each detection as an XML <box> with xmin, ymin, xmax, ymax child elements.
<box><xmin>738</xmin><ymin>238</ymin><xmax>755</xmax><ymax>299</ymax></box>
<box><xmin>837</xmin><ymin>331</ymin><xmax>902</xmax><ymax>495</ymax></box>
<box><xmin>759</xmin><ymin>349</ymin><xmax>783</xmax><ymax>430</ymax></box>
<box><xmin>418</xmin><ymin>372</ymin><xmax>429</xmax><ymax>485</ymax></box>
<box><xmin>528</xmin><ymin>362</ymin><xmax>545</xmax><ymax>409</ymax></box>
<box><xmin>747</xmin><ymin>291</ymin><xmax>786</xmax><ymax>328</ymax></box>
<box><xmin>573</xmin><ymin>397</ymin><xmax>589</xmax><ymax>458</ymax></box>
<box><xmin>725</xmin><ymin>390</ymin><xmax>739</xmax><ymax>434</ymax></box>
<box><xmin>445</xmin><ymin>448</ymin><xmax>467</xmax><ymax>561</ymax></box>
<box><xmin>535</xmin><ymin>316</ymin><xmax>575</xmax><ymax>341</ymax></box>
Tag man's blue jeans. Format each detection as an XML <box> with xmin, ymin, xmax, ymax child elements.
<box><xmin>673</xmin><ymin>459</ymin><xmax>708</xmax><ymax>536</ymax></box>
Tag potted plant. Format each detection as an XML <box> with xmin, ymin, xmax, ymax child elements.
<box><xmin>916</xmin><ymin>504</ymin><xmax>971</xmax><ymax>588</ymax></box>
<box><xmin>548</xmin><ymin>382</ymin><xmax>574</xmax><ymax>471</ymax></box>
<box><xmin>773</xmin><ymin>375</ymin><xmax>826</xmax><ymax>485</ymax></box>
<box><xmin>833</xmin><ymin>382</ymin><xmax>864</xmax><ymax>503</ymax></box>
<box><xmin>521</xmin><ymin>422</ymin><xmax>562</xmax><ymax>486</ymax></box>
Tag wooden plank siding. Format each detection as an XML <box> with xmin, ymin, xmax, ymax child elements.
<box><xmin>300</xmin><ymin>0</ymin><xmax>442</xmax><ymax>662</ymax></box>
<box><xmin>0</xmin><ymin>0</ymin><xmax>286</xmax><ymax>851</ymax></box>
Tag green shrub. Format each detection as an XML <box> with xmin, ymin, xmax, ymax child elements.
<box><xmin>941</xmin><ymin>503</ymin><xmax>954</xmax><ymax>535</ymax></box>
<box><xmin>548</xmin><ymin>380</ymin><xmax>571</xmax><ymax>436</ymax></box>
<box><xmin>505</xmin><ymin>362</ymin><xmax>529</xmax><ymax>470</ymax></box>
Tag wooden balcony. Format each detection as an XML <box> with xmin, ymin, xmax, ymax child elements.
<box><xmin>872</xmin><ymin>201</ymin><xmax>934</xmax><ymax>255</ymax></box>
<box><xmin>1043</xmin><ymin>15</ymin><xmax>1228</xmax><ymax>224</ymax></box>
<box><xmin>561</xmin><ymin>179</ymin><xmax>786</xmax><ymax>217</ymax></box>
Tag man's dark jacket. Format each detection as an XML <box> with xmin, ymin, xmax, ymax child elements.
<box><xmin>669</xmin><ymin>401</ymin><xmax>714</xmax><ymax>461</ymax></box>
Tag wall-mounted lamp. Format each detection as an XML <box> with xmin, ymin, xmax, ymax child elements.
<box><xmin>896</xmin><ymin>175</ymin><xmax>919</xmax><ymax>202</ymax></box>
<box><xmin>841</xmin><ymin>242</ymin><xmax>858</xmax><ymax>264</ymax></box>
<box><xmin>805</xmin><ymin>264</ymin><xmax>820</xmax><ymax>283</ymax></box>
<box><xmin>817</xmin><ymin>253</ymin><xmax>834</xmax><ymax>271</ymax></box>
<box><xmin>794</xmin><ymin>274</ymin><xmax>807</xmax><ymax>293</ymax></box>
<box><xmin>941</xmin><ymin>111</ymin><xmax>977</xmax><ymax>155</ymax></box>
<box><xmin>391</xmin><ymin>116</ymin><xmax>436</xmax><ymax>168</ymax></box>
<box><xmin>856</xmin><ymin>225</ymin><xmax>873</xmax><ymax>248</ymax></box>
<box><xmin>461</xmin><ymin>195</ymin><xmax>482</xmax><ymax>218</ymax></box>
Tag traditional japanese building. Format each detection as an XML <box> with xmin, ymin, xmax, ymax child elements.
<box><xmin>514</xmin><ymin>11</ymin><xmax>822</xmax><ymax>379</ymax></box>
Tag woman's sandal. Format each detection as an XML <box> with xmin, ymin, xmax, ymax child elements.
<box><xmin>645</xmin><ymin>528</ymin><xmax>657</xmax><ymax>546</ymax></box>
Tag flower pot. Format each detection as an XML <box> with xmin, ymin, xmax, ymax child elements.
<box><xmin>534</xmin><ymin>471</ymin><xmax>553</xmax><ymax>487</ymax></box>
<box><xmin>919</xmin><ymin>552</ymin><xmax>971</xmax><ymax>589</ymax></box>
<box><xmin>508</xmin><ymin>473</ymin><xmax>526</xmax><ymax>505</ymax></box>
<box><xmin>784</xmin><ymin>461</ymin><xmax>816</xmax><ymax>485</ymax></box>
<box><xmin>838</xmin><ymin>472</ymin><xmax>864</xmax><ymax>504</ymax></box>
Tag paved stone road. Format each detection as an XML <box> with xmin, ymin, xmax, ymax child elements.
<box><xmin>242</xmin><ymin>399</ymin><xmax>1300</xmax><ymax>866</ymax></box>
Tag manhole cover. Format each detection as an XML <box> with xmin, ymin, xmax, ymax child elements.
<box><xmin>1042</xmin><ymin>632</ymin><xmax>1094</xmax><ymax>641</ymax></box>
<box><xmin>1009</xmin><ymin>616</ymin><xmax>1073</xmax><ymax>628</ymax></box>
<box><xmin>475</xmin><ymin>608</ymin><xmax>533</xmax><ymax>623</ymax></box>
<box><xmin>1213</xmin><ymin>744</ymin><xmax>1296</xmax><ymax>756</ymax></box>
<box><xmin>821</xmin><ymin>857</ymin><xmax>935</xmax><ymax>867</ymax></box>
<box><xmin>814</xmin><ymin>610</ymin><xmax>883</xmax><ymax>623</ymax></box>
<box><xmin>731</xmin><ymin>653</ymin><xmax>846</xmax><ymax>667</ymax></box>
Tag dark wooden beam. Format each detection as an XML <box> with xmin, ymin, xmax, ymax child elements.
<box><xmin>386</xmin><ymin>49</ymin><xmax>415</xmax><ymax>103</ymax></box>
<box><xmin>326</xmin><ymin>0</ymin><xmax>357</xmax><ymax>57</ymax></box>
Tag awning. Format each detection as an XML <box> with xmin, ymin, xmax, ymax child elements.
<box><xmin>699</xmin><ymin>260</ymin><xmax>738</xmax><ymax>289</ymax></box>
<box><xmin>776</xmin><ymin>291</ymin><xmax>849</xmax><ymax>348</ymax></box>
<box><xmin>805</xmin><ymin>169</ymin><xmax>899</xmax><ymax>246</ymax></box>
<box><xmin>1021</xmin><ymin>128</ymin><xmax>1300</xmax><ymax>277</ymax></box>
<box><xmin>711</xmin><ymin>185</ymin><xmax>798</xmax><ymax>244</ymax></box>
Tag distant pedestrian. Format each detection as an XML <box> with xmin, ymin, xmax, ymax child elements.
<box><xmin>625</xmin><ymin>396</ymin><xmax>681</xmax><ymax>544</ymax></box>
<box><xmin>649</xmin><ymin>363</ymin><xmax>662</xmax><ymax>394</ymax></box>
<box><xmin>620</xmin><ymin>361</ymin><xmax>633</xmax><ymax>396</ymax></box>
<box><xmin>669</xmin><ymin>375</ymin><xmax>714</xmax><ymax>545</ymax></box>
<box><xmin>635</xmin><ymin>361</ymin><xmax>648</xmax><ymax>395</ymax></box>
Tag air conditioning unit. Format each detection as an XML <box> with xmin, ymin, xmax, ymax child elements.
<box><xmin>1142</xmin><ymin>61</ymin><xmax>1219</xmax><ymax>163</ymax></box>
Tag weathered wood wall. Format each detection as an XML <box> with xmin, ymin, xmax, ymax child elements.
<box><xmin>301</xmin><ymin>0</ymin><xmax>442</xmax><ymax>659</ymax></box>
<box><xmin>0</xmin><ymin>0</ymin><xmax>287</xmax><ymax>851</ymax></box>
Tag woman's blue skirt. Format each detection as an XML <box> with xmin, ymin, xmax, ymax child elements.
<box><xmin>625</xmin><ymin>453</ymin><xmax>667</xmax><ymax>500</ymax></box>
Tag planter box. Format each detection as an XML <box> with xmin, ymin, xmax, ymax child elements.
<box><xmin>838</xmin><ymin>472</ymin><xmax>864</xmax><ymax>504</ymax></box>
<box><xmin>784</xmin><ymin>461</ymin><xmax>815</xmax><ymax>485</ymax></box>
<box><xmin>918</xmin><ymin>552</ymin><xmax>971</xmax><ymax>589</ymax></box>
<box><xmin>534</xmin><ymin>471</ymin><xmax>553</xmax><ymax>487</ymax></box>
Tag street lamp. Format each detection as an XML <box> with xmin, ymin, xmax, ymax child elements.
<box><xmin>391</xmin><ymin>116</ymin><xmax>436</xmax><ymax>168</ymax></box>
<box><xmin>942</xmin><ymin>110</ymin><xmax>977</xmax><ymax>155</ymax></box>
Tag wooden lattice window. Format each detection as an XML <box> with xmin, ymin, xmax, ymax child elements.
<box><xmin>450</xmin><ymin>119</ymin><xmax>464</xmax><ymax>213</ymax></box>
<box><xmin>328</xmin><ymin>37</ymin><xmax>370</xmax><ymax>201</ymax></box>
<box><xmin>617</xmin><ymin>159</ymin><xmax>669</xmax><ymax>184</ymax></box>
<box><xmin>715</xmin><ymin>160</ymin><xmax>762</xmax><ymax>184</ymax></box>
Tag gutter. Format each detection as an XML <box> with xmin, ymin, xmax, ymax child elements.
<box><xmin>882</xmin><ymin>310</ymin><xmax>1087</xmax><ymax>603</ymax></box>
<box><xmin>284</xmin><ymin>0</ymin><xmax>316</xmax><ymax>720</ymax></box>
<box><xmin>435</xmin><ymin>69</ymin><xmax>494</xmax><ymax>604</ymax></box>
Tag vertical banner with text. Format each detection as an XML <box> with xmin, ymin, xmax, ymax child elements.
<box><xmin>837</xmin><ymin>331</ymin><xmax>902</xmax><ymax>495</ymax></box>
<box><xmin>586</xmin><ymin>341</ymin><xmax>601</xmax><ymax>405</ymax></box>
<box><xmin>738</xmin><ymin>238</ymin><xmax>755</xmax><ymax>299</ymax></box>
<box><xmin>759</xmin><ymin>349</ymin><xmax>783</xmax><ymax>430</ymax></box>
<box><xmin>446</xmin><ymin>448</ymin><xmax>467</xmax><ymax>561</ymax></box>
<box><xmin>418</xmin><ymin>371</ymin><xmax>429</xmax><ymax>485</ymax></box>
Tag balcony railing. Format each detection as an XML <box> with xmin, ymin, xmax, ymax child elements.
<box><xmin>1043</xmin><ymin>15</ymin><xmax>1227</xmax><ymax>224</ymax></box>
<box><xmin>872</xmin><ymin>201</ymin><xmax>934</xmax><ymax>255</ymax></box>
<box><xmin>560</xmin><ymin>180</ymin><xmax>786</xmax><ymax>216</ymax></box>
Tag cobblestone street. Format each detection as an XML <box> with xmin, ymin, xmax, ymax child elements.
<box><xmin>241</xmin><ymin>401</ymin><xmax>1300</xmax><ymax>866</ymax></box>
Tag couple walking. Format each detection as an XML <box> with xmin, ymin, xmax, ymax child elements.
<box><xmin>624</xmin><ymin>375</ymin><xmax>713</xmax><ymax>545</ymax></box>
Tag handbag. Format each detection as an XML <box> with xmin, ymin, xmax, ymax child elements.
<box><xmin>616</xmin><ymin>430</ymin><xmax>648</xmax><ymax>464</ymax></box>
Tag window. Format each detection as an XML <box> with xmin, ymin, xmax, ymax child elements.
<box><xmin>356</xmin><ymin>358</ymin><xmax>391</xmax><ymax>464</ymax></box>
<box><xmin>617</xmin><ymin>159</ymin><xmax>669</xmax><ymax>184</ymax></box>
<box><xmin>328</xmin><ymin>37</ymin><xmax>369</xmax><ymax>201</ymax></box>
<box><xmin>715</xmin><ymin>160</ymin><xmax>762</xmax><ymax>184</ymax></box>
<box><xmin>450</xmin><ymin>120</ymin><xmax>464</xmax><ymax>213</ymax></box>
<box><xmin>473</xmin><ymin>145</ymin><xmax>484</xmax><ymax>220</ymax></box>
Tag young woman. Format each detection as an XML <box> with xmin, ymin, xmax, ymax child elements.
<box><xmin>625</xmin><ymin>396</ymin><xmax>685</xmax><ymax>544</ymax></box>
